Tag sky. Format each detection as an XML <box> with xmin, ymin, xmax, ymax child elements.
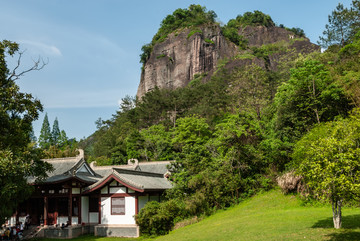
<box><xmin>0</xmin><ymin>0</ymin><xmax>353</xmax><ymax>140</ymax></box>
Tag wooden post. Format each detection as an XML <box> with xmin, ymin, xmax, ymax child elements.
<box><xmin>98</xmin><ymin>193</ymin><xmax>101</xmax><ymax>224</ymax></box>
<box><xmin>135</xmin><ymin>195</ymin><xmax>139</xmax><ymax>215</ymax></box>
<box><xmin>55</xmin><ymin>198</ymin><xmax>58</xmax><ymax>225</ymax></box>
<box><xmin>44</xmin><ymin>196</ymin><xmax>48</xmax><ymax>226</ymax></box>
<box><xmin>78</xmin><ymin>196</ymin><xmax>82</xmax><ymax>225</ymax></box>
<box><xmin>69</xmin><ymin>190</ymin><xmax>73</xmax><ymax>225</ymax></box>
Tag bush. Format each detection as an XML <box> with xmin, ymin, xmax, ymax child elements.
<box><xmin>136</xmin><ymin>199</ymin><xmax>185</xmax><ymax>236</ymax></box>
<box><xmin>236</xmin><ymin>10</ymin><xmax>275</xmax><ymax>28</ymax></box>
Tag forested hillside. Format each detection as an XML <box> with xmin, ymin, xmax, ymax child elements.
<box><xmin>79</xmin><ymin>2</ymin><xmax>360</xmax><ymax>235</ymax></box>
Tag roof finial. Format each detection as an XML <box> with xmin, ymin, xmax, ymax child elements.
<box><xmin>128</xmin><ymin>159</ymin><xmax>139</xmax><ymax>166</ymax></box>
<box><xmin>76</xmin><ymin>149</ymin><xmax>84</xmax><ymax>160</ymax></box>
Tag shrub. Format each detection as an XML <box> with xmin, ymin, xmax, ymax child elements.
<box><xmin>187</xmin><ymin>29</ymin><xmax>203</xmax><ymax>39</ymax></box>
<box><xmin>136</xmin><ymin>199</ymin><xmax>186</xmax><ymax>236</ymax></box>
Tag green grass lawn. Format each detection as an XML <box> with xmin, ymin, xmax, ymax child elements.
<box><xmin>35</xmin><ymin>189</ymin><xmax>360</xmax><ymax>241</ymax></box>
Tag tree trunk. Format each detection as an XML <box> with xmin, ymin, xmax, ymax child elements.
<box><xmin>332</xmin><ymin>199</ymin><xmax>342</xmax><ymax>229</ymax></box>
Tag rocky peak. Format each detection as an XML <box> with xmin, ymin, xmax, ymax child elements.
<box><xmin>136</xmin><ymin>24</ymin><xmax>238</xmax><ymax>100</ymax></box>
<box><xmin>136</xmin><ymin>24</ymin><xmax>319</xmax><ymax>100</ymax></box>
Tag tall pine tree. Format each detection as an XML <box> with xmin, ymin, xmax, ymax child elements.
<box><xmin>38</xmin><ymin>113</ymin><xmax>51</xmax><ymax>149</ymax></box>
<box><xmin>51</xmin><ymin>117</ymin><xmax>60</xmax><ymax>145</ymax></box>
<box><xmin>58</xmin><ymin>130</ymin><xmax>68</xmax><ymax>147</ymax></box>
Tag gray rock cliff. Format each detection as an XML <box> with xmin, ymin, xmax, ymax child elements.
<box><xmin>136</xmin><ymin>25</ymin><xmax>320</xmax><ymax>99</ymax></box>
<box><xmin>136</xmin><ymin>25</ymin><xmax>238</xmax><ymax>100</ymax></box>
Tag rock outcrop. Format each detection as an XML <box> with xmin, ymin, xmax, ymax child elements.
<box><xmin>136</xmin><ymin>25</ymin><xmax>238</xmax><ymax>100</ymax></box>
<box><xmin>136</xmin><ymin>24</ymin><xmax>320</xmax><ymax>100</ymax></box>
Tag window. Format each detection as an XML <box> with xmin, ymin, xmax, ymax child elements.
<box><xmin>111</xmin><ymin>197</ymin><xmax>125</xmax><ymax>215</ymax></box>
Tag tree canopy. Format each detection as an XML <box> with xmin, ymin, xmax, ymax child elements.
<box><xmin>0</xmin><ymin>40</ymin><xmax>51</xmax><ymax>224</ymax></box>
<box><xmin>319</xmin><ymin>1</ymin><xmax>360</xmax><ymax>48</ymax></box>
<box><xmin>293</xmin><ymin>109</ymin><xmax>360</xmax><ymax>228</ymax></box>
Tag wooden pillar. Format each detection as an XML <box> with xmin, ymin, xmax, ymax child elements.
<box><xmin>78</xmin><ymin>196</ymin><xmax>82</xmax><ymax>224</ymax></box>
<box><xmin>69</xmin><ymin>189</ymin><xmax>73</xmax><ymax>225</ymax></box>
<box><xmin>55</xmin><ymin>198</ymin><xmax>58</xmax><ymax>225</ymax></box>
<box><xmin>98</xmin><ymin>193</ymin><xmax>101</xmax><ymax>224</ymax></box>
<box><xmin>44</xmin><ymin>196</ymin><xmax>48</xmax><ymax>226</ymax></box>
<box><xmin>135</xmin><ymin>195</ymin><xmax>139</xmax><ymax>215</ymax></box>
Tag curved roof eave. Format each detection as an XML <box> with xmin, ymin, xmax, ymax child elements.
<box><xmin>83</xmin><ymin>173</ymin><xmax>145</xmax><ymax>194</ymax></box>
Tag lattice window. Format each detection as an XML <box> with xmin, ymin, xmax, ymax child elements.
<box><xmin>111</xmin><ymin>197</ymin><xmax>125</xmax><ymax>215</ymax></box>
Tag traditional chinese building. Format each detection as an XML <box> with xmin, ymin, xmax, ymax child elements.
<box><xmin>13</xmin><ymin>150</ymin><xmax>172</xmax><ymax>238</ymax></box>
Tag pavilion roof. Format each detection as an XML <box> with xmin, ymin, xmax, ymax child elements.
<box><xmin>84</xmin><ymin>168</ymin><xmax>172</xmax><ymax>193</ymax></box>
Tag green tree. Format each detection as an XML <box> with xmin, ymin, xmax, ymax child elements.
<box><xmin>139</xmin><ymin>124</ymin><xmax>174</xmax><ymax>161</ymax></box>
<box><xmin>58</xmin><ymin>130</ymin><xmax>68</xmax><ymax>147</ymax></box>
<box><xmin>275</xmin><ymin>59</ymin><xmax>351</xmax><ymax>142</ymax></box>
<box><xmin>38</xmin><ymin>113</ymin><xmax>51</xmax><ymax>149</ymax></box>
<box><xmin>293</xmin><ymin>109</ymin><xmax>360</xmax><ymax>228</ymax></box>
<box><xmin>229</xmin><ymin>64</ymin><xmax>271</xmax><ymax>118</ymax></box>
<box><xmin>319</xmin><ymin>3</ymin><xmax>355</xmax><ymax>48</ymax></box>
<box><xmin>51</xmin><ymin>117</ymin><xmax>60</xmax><ymax>145</ymax></box>
<box><xmin>0</xmin><ymin>40</ymin><xmax>51</xmax><ymax>224</ymax></box>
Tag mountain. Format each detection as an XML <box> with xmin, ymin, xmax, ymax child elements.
<box><xmin>136</xmin><ymin>23</ymin><xmax>319</xmax><ymax>100</ymax></box>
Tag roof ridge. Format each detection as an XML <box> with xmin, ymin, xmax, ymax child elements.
<box><xmin>43</xmin><ymin>157</ymin><xmax>78</xmax><ymax>161</ymax></box>
<box><xmin>138</xmin><ymin>161</ymin><xmax>174</xmax><ymax>165</ymax></box>
<box><xmin>113</xmin><ymin>168</ymin><xmax>164</xmax><ymax>177</ymax></box>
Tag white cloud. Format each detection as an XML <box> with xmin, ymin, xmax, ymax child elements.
<box><xmin>18</xmin><ymin>40</ymin><xmax>62</xmax><ymax>57</ymax></box>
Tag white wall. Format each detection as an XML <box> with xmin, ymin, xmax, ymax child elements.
<box><xmin>100</xmin><ymin>196</ymin><xmax>136</xmax><ymax>225</ymax></box>
<box><xmin>81</xmin><ymin>196</ymin><xmax>89</xmax><ymax>224</ymax></box>
<box><xmin>89</xmin><ymin>212</ymin><xmax>99</xmax><ymax>223</ymax></box>
<box><xmin>57</xmin><ymin>217</ymin><xmax>68</xmax><ymax>225</ymax></box>
<box><xmin>72</xmin><ymin>217</ymin><xmax>78</xmax><ymax>225</ymax></box>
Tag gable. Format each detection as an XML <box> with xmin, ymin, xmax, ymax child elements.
<box><xmin>76</xmin><ymin>162</ymin><xmax>95</xmax><ymax>176</ymax></box>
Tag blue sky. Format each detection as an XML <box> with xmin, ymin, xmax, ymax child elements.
<box><xmin>0</xmin><ymin>0</ymin><xmax>352</xmax><ymax>140</ymax></box>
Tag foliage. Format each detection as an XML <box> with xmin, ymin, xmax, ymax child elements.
<box><xmin>38</xmin><ymin>113</ymin><xmax>51</xmax><ymax>149</ymax></box>
<box><xmin>187</xmin><ymin>29</ymin><xmax>202</xmax><ymax>39</ymax></box>
<box><xmin>286</xmin><ymin>27</ymin><xmax>306</xmax><ymax>37</ymax></box>
<box><xmin>51</xmin><ymin>117</ymin><xmax>60</xmax><ymax>145</ymax></box>
<box><xmin>293</xmin><ymin>109</ymin><xmax>360</xmax><ymax>228</ymax></box>
<box><xmin>319</xmin><ymin>1</ymin><xmax>360</xmax><ymax>48</ymax></box>
<box><xmin>229</xmin><ymin>64</ymin><xmax>273</xmax><ymax>118</ymax></box>
<box><xmin>236</xmin><ymin>11</ymin><xmax>275</xmax><ymax>27</ymax></box>
<box><xmin>38</xmin><ymin>114</ymin><xmax>75</xmax><ymax>158</ymax></box>
<box><xmin>221</xmin><ymin>25</ymin><xmax>248</xmax><ymax>49</ymax></box>
<box><xmin>140</xmin><ymin>44</ymin><xmax>153</xmax><ymax>65</ymax></box>
<box><xmin>136</xmin><ymin>200</ymin><xmax>185</xmax><ymax>236</ymax></box>
<box><xmin>86</xmin><ymin>5</ymin><xmax>360</xmax><ymax>236</ymax></box>
<box><xmin>153</xmin><ymin>5</ymin><xmax>216</xmax><ymax>44</ymax></box>
<box><xmin>139</xmin><ymin>124</ymin><xmax>174</xmax><ymax>161</ymax></box>
<box><xmin>274</xmin><ymin>59</ymin><xmax>351</xmax><ymax>143</ymax></box>
<box><xmin>222</xmin><ymin>10</ymin><xmax>274</xmax><ymax>47</ymax></box>
<box><xmin>0</xmin><ymin>40</ymin><xmax>51</xmax><ymax>224</ymax></box>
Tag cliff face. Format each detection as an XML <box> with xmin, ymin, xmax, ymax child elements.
<box><xmin>136</xmin><ymin>25</ymin><xmax>238</xmax><ymax>99</ymax></box>
<box><xmin>137</xmin><ymin>25</ymin><xmax>320</xmax><ymax>100</ymax></box>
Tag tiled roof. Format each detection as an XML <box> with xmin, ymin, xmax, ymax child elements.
<box><xmin>84</xmin><ymin>168</ymin><xmax>172</xmax><ymax>192</ymax></box>
<box><xmin>30</xmin><ymin>153</ymin><xmax>173</xmax><ymax>193</ymax></box>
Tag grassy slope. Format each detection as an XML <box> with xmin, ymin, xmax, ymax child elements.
<box><xmin>154</xmin><ymin>189</ymin><xmax>360</xmax><ymax>241</ymax></box>
<box><xmin>36</xmin><ymin>190</ymin><xmax>360</xmax><ymax>241</ymax></box>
